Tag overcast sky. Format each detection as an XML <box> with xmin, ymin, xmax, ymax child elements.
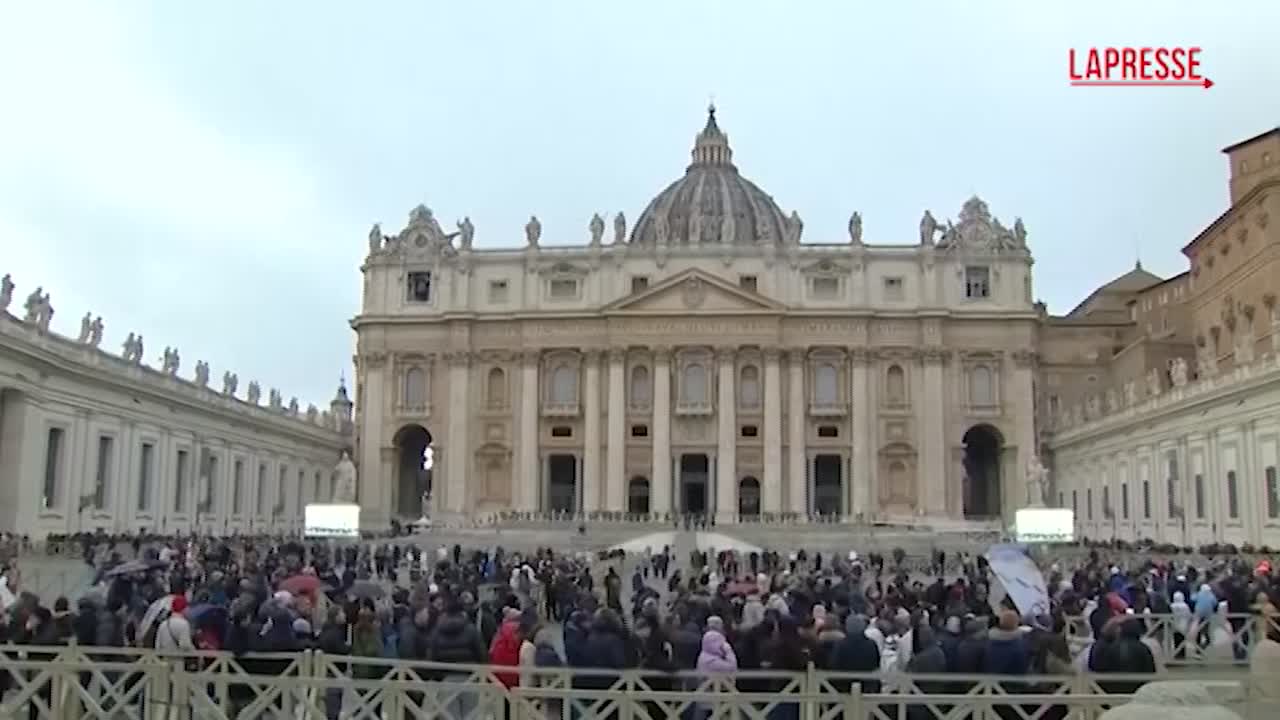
<box><xmin>2</xmin><ymin>1</ymin><xmax>1277</xmax><ymax>407</ymax></box>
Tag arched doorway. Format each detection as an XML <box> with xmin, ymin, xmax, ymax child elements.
<box><xmin>813</xmin><ymin>455</ymin><xmax>843</xmax><ymax>516</ymax></box>
<box><xmin>962</xmin><ymin>424</ymin><xmax>1003</xmax><ymax>518</ymax></box>
<box><xmin>738</xmin><ymin>476</ymin><xmax>760</xmax><ymax>518</ymax></box>
<box><xmin>628</xmin><ymin>476</ymin><xmax>650</xmax><ymax>515</ymax></box>
<box><xmin>394</xmin><ymin>424</ymin><xmax>432</xmax><ymax>518</ymax></box>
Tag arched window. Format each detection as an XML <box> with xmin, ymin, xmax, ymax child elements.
<box><xmin>739</xmin><ymin>365</ymin><xmax>760</xmax><ymax>408</ymax></box>
<box><xmin>682</xmin><ymin>363</ymin><xmax>708</xmax><ymax>405</ymax></box>
<box><xmin>815</xmin><ymin>363</ymin><xmax>838</xmax><ymax>405</ymax></box>
<box><xmin>487</xmin><ymin>367</ymin><xmax>507</xmax><ymax>407</ymax></box>
<box><xmin>550</xmin><ymin>364</ymin><xmax>578</xmax><ymax>404</ymax></box>
<box><xmin>403</xmin><ymin>367</ymin><xmax>426</xmax><ymax>407</ymax></box>
<box><xmin>969</xmin><ymin>365</ymin><xmax>994</xmax><ymax>406</ymax></box>
<box><xmin>630</xmin><ymin>365</ymin><xmax>651</xmax><ymax>408</ymax></box>
<box><xmin>886</xmin><ymin>364</ymin><xmax>906</xmax><ymax>405</ymax></box>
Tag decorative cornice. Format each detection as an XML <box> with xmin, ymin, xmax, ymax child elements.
<box><xmin>786</xmin><ymin>348</ymin><xmax>807</xmax><ymax>364</ymax></box>
<box><xmin>444</xmin><ymin>350</ymin><xmax>471</xmax><ymax>366</ymax></box>
<box><xmin>607</xmin><ymin>347</ymin><xmax>627</xmax><ymax>363</ymax></box>
<box><xmin>582</xmin><ymin>348</ymin><xmax>604</xmax><ymax>364</ymax></box>
<box><xmin>519</xmin><ymin>349</ymin><xmax>542</xmax><ymax>365</ymax></box>
<box><xmin>1011</xmin><ymin>349</ymin><xmax>1038</xmax><ymax>368</ymax></box>
<box><xmin>362</xmin><ymin>352</ymin><xmax>388</xmax><ymax>369</ymax></box>
<box><xmin>921</xmin><ymin>347</ymin><xmax>951</xmax><ymax>363</ymax></box>
<box><xmin>652</xmin><ymin>345</ymin><xmax>673</xmax><ymax>362</ymax></box>
<box><xmin>848</xmin><ymin>347</ymin><xmax>873</xmax><ymax>365</ymax></box>
<box><xmin>762</xmin><ymin>346</ymin><xmax>783</xmax><ymax>363</ymax></box>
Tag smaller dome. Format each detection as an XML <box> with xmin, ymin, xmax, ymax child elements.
<box><xmin>630</xmin><ymin>106</ymin><xmax>792</xmax><ymax>246</ymax></box>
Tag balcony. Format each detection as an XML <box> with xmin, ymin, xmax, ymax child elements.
<box><xmin>675</xmin><ymin>400</ymin><xmax>714</xmax><ymax>416</ymax></box>
<box><xmin>809</xmin><ymin>401</ymin><xmax>848</xmax><ymax>417</ymax></box>
<box><xmin>541</xmin><ymin>401</ymin><xmax>580</xmax><ymax>417</ymax></box>
<box><xmin>395</xmin><ymin>401</ymin><xmax>432</xmax><ymax>419</ymax></box>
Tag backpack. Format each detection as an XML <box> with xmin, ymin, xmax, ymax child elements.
<box><xmin>140</xmin><ymin>609</ymin><xmax>170</xmax><ymax>649</ymax></box>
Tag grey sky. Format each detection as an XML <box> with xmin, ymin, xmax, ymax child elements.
<box><xmin>2</xmin><ymin>1</ymin><xmax>1277</xmax><ymax>407</ymax></box>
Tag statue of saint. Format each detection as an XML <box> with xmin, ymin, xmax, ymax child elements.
<box><xmin>0</xmin><ymin>274</ymin><xmax>13</xmax><ymax>312</ymax></box>
<box><xmin>1146</xmin><ymin>367</ymin><xmax>1162</xmax><ymax>398</ymax></box>
<box><xmin>88</xmin><ymin>316</ymin><xmax>103</xmax><ymax>347</ymax></box>
<box><xmin>22</xmin><ymin>287</ymin><xmax>43</xmax><ymax>323</ymax></box>
<box><xmin>589</xmin><ymin>213</ymin><xmax>605</xmax><ymax>246</ymax></box>
<box><xmin>1170</xmin><ymin>357</ymin><xmax>1189</xmax><ymax>387</ymax></box>
<box><xmin>122</xmin><ymin>333</ymin><xmax>136</xmax><ymax>361</ymax></box>
<box><xmin>334</xmin><ymin>451</ymin><xmax>357</xmax><ymax>503</ymax></box>
<box><xmin>222</xmin><ymin>371</ymin><xmax>238</xmax><ymax>396</ymax></box>
<box><xmin>1025</xmin><ymin>455</ymin><xmax>1049</xmax><ymax>507</ymax></box>
<box><xmin>457</xmin><ymin>217</ymin><xmax>475</xmax><ymax>250</ymax></box>
<box><xmin>1123</xmin><ymin>380</ymin><xmax>1138</xmax><ymax>407</ymax></box>
<box><xmin>847</xmin><ymin>211</ymin><xmax>863</xmax><ymax>245</ymax></box>
<box><xmin>194</xmin><ymin>361</ymin><xmax>210</xmax><ymax>388</ymax></box>
<box><xmin>525</xmin><ymin>215</ymin><xmax>542</xmax><ymax>247</ymax></box>
<box><xmin>78</xmin><ymin>312</ymin><xmax>92</xmax><ymax>343</ymax></box>
<box><xmin>919</xmin><ymin>210</ymin><xmax>940</xmax><ymax>246</ymax></box>
<box><xmin>367</xmin><ymin>223</ymin><xmax>383</xmax><ymax>255</ymax></box>
<box><xmin>246</xmin><ymin>381</ymin><xmax>261</xmax><ymax>405</ymax></box>
<box><xmin>36</xmin><ymin>293</ymin><xmax>53</xmax><ymax>332</ymax></box>
<box><xmin>1013</xmin><ymin>218</ymin><xmax>1027</xmax><ymax>247</ymax></box>
<box><xmin>787</xmin><ymin>211</ymin><xmax>804</xmax><ymax>244</ymax></box>
<box><xmin>613</xmin><ymin>212</ymin><xmax>626</xmax><ymax>245</ymax></box>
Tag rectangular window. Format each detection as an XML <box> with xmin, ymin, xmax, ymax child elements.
<box><xmin>1166</xmin><ymin>451</ymin><xmax>1179</xmax><ymax>518</ymax></box>
<box><xmin>549</xmin><ymin>278</ymin><xmax>578</xmax><ymax>299</ymax></box>
<box><xmin>277</xmin><ymin>466</ymin><xmax>287</xmax><ymax>514</ymax></box>
<box><xmin>1268</xmin><ymin>466</ymin><xmax>1279</xmax><ymax>520</ymax></box>
<box><xmin>257</xmin><ymin>464</ymin><xmax>267</xmax><ymax>515</ymax></box>
<box><xmin>487</xmin><ymin>279</ymin><xmax>509</xmax><ymax>303</ymax></box>
<box><xmin>630</xmin><ymin>424</ymin><xmax>649</xmax><ymax>438</ymax></box>
<box><xmin>203</xmin><ymin>453</ymin><xmax>217</xmax><ymax>513</ymax></box>
<box><xmin>817</xmin><ymin>425</ymin><xmax>839</xmax><ymax>438</ymax></box>
<box><xmin>741</xmin><ymin>425</ymin><xmax>759</xmax><ymax>438</ymax></box>
<box><xmin>233</xmin><ymin>460</ymin><xmax>245</xmax><ymax>515</ymax></box>
<box><xmin>94</xmin><ymin>435</ymin><xmax>114</xmax><ymax>510</ymax></box>
<box><xmin>883</xmin><ymin>276</ymin><xmax>904</xmax><ymax>301</ymax></box>
<box><xmin>42</xmin><ymin>427</ymin><xmax>64</xmax><ymax>509</ymax></box>
<box><xmin>1227</xmin><ymin>470</ymin><xmax>1239</xmax><ymax>519</ymax></box>
<box><xmin>738</xmin><ymin>275</ymin><xmax>758</xmax><ymax>292</ymax></box>
<box><xmin>297</xmin><ymin>469</ymin><xmax>305</xmax><ymax>513</ymax></box>
<box><xmin>1194</xmin><ymin>473</ymin><xmax>1205</xmax><ymax>519</ymax></box>
<box><xmin>1072</xmin><ymin>490</ymin><xmax>1078</xmax><ymax>515</ymax></box>
<box><xmin>630</xmin><ymin>276</ymin><xmax>649</xmax><ymax>293</ymax></box>
<box><xmin>1086</xmin><ymin>488</ymin><xmax>1093</xmax><ymax>519</ymax></box>
<box><xmin>174</xmin><ymin>450</ymin><xmax>189</xmax><ymax>513</ymax></box>
<box><xmin>138</xmin><ymin>442</ymin><xmax>155</xmax><ymax>511</ymax></box>
<box><xmin>314</xmin><ymin>471</ymin><xmax>323</xmax><ymax>502</ymax></box>
<box><xmin>1058</xmin><ymin>491</ymin><xmax>1064</xmax><ymax>508</ymax></box>
<box><xmin>964</xmin><ymin>266</ymin><xmax>991</xmax><ymax>299</ymax></box>
<box><xmin>1121</xmin><ymin>483</ymin><xmax>1130</xmax><ymax>519</ymax></box>
<box><xmin>1142</xmin><ymin>480</ymin><xmax>1151</xmax><ymax>519</ymax></box>
<box><xmin>811</xmin><ymin>276</ymin><xmax>840</xmax><ymax>299</ymax></box>
<box><xmin>406</xmin><ymin>271</ymin><xmax>432</xmax><ymax>302</ymax></box>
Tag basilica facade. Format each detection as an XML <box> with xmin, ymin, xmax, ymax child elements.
<box><xmin>353</xmin><ymin>108</ymin><xmax>1041</xmax><ymax>528</ymax></box>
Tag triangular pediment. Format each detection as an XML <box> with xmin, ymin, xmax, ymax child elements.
<box><xmin>602</xmin><ymin>268</ymin><xmax>786</xmax><ymax>314</ymax></box>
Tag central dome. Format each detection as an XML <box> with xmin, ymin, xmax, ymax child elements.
<box><xmin>630</xmin><ymin>107</ymin><xmax>791</xmax><ymax>246</ymax></box>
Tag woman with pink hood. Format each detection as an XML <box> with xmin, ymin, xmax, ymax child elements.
<box><xmin>697</xmin><ymin>628</ymin><xmax>738</xmax><ymax>673</ymax></box>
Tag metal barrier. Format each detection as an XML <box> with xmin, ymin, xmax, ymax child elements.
<box><xmin>0</xmin><ymin>645</ymin><xmax>1273</xmax><ymax>720</ymax></box>
<box><xmin>1064</xmin><ymin>612</ymin><xmax>1275</xmax><ymax>666</ymax></box>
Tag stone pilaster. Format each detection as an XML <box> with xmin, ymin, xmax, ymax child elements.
<box><xmin>787</xmin><ymin>348</ymin><xmax>807</xmax><ymax>516</ymax></box>
<box><xmin>582</xmin><ymin>349</ymin><xmax>602</xmax><ymax>513</ymax></box>
<box><xmin>517</xmin><ymin>350</ymin><xmax>540</xmax><ymax>511</ymax></box>
<box><xmin>762</xmin><ymin>347</ymin><xmax>783</xmax><ymax>514</ymax></box>
<box><xmin>605</xmin><ymin>348</ymin><xmax>626</xmax><ymax>512</ymax></box>
<box><xmin>716</xmin><ymin>346</ymin><xmax>737</xmax><ymax>523</ymax></box>
<box><xmin>651</xmin><ymin>346</ymin><xmax>673</xmax><ymax>514</ymax></box>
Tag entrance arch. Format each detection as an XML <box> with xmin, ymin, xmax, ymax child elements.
<box><xmin>738</xmin><ymin>476</ymin><xmax>760</xmax><ymax>518</ymax></box>
<box><xmin>628</xmin><ymin>476</ymin><xmax>650</xmax><ymax>515</ymax></box>
<box><xmin>393</xmin><ymin>424</ymin><xmax>432</xmax><ymax>518</ymax></box>
<box><xmin>813</xmin><ymin>455</ymin><xmax>843</xmax><ymax>516</ymax></box>
<box><xmin>962</xmin><ymin>424</ymin><xmax>1003</xmax><ymax>518</ymax></box>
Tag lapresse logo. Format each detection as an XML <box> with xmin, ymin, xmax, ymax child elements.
<box><xmin>1069</xmin><ymin>47</ymin><xmax>1212</xmax><ymax>88</ymax></box>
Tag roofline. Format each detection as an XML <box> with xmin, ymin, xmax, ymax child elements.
<box><xmin>1181</xmin><ymin>178</ymin><xmax>1280</xmax><ymax>255</ymax></box>
<box><xmin>1221</xmin><ymin>127</ymin><xmax>1280</xmax><ymax>154</ymax></box>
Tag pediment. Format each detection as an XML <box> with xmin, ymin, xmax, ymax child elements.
<box><xmin>603</xmin><ymin>269</ymin><xmax>786</xmax><ymax>314</ymax></box>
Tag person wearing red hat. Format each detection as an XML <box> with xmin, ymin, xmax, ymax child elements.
<box><xmin>155</xmin><ymin>595</ymin><xmax>194</xmax><ymax>652</ymax></box>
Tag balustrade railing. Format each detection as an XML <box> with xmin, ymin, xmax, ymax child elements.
<box><xmin>1064</xmin><ymin>611</ymin><xmax>1278</xmax><ymax>666</ymax></box>
<box><xmin>0</xmin><ymin>645</ymin><xmax>1272</xmax><ymax>720</ymax></box>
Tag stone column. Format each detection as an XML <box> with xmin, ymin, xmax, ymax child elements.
<box><xmin>606</xmin><ymin>348</ymin><xmax>626</xmax><ymax>512</ymax></box>
<box><xmin>787</xmin><ymin>349</ymin><xmax>807</xmax><ymax>516</ymax></box>
<box><xmin>582</xmin><ymin>350</ymin><xmax>602</xmax><ymax>514</ymax></box>
<box><xmin>921</xmin><ymin>349</ymin><xmax>948</xmax><ymax>515</ymax></box>
<box><xmin>716</xmin><ymin>346</ymin><xmax>737</xmax><ymax>523</ymax></box>
<box><xmin>651</xmin><ymin>346</ymin><xmax>673</xmax><ymax>514</ymax></box>
<box><xmin>1011</xmin><ymin>350</ymin><xmax>1037</xmax><ymax>520</ymax></box>
<box><xmin>445</xmin><ymin>351</ymin><xmax>471</xmax><ymax>514</ymax></box>
<box><xmin>517</xmin><ymin>350</ymin><xmax>540</xmax><ymax>511</ymax></box>
<box><xmin>357</xmin><ymin>352</ymin><xmax>388</xmax><ymax>528</ymax></box>
<box><xmin>850</xmin><ymin>349</ymin><xmax>872</xmax><ymax>518</ymax></box>
<box><xmin>763</xmin><ymin>347</ymin><xmax>783</xmax><ymax>514</ymax></box>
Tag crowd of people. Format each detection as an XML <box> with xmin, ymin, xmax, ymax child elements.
<box><xmin>2</xmin><ymin>531</ymin><xmax>1280</xmax><ymax>718</ymax></box>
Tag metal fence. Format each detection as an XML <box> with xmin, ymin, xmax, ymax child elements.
<box><xmin>0</xmin><ymin>645</ymin><xmax>1273</xmax><ymax>720</ymax></box>
<box><xmin>1063</xmin><ymin>612</ymin><xmax>1275</xmax><ymax>666</ymax></box>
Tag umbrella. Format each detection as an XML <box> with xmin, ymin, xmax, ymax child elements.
<box><xmin>279</xmin><ymin>574</ymin><xmax>323</xmax><ymax>596</ymax></box>
<box><xmin>138</xmin><ymin>595</ymin><xmax>175</xmax><ymax>640</ymax></box>
<box><xmin>187</xmin><ymin>604</ymin><xmax>228</xmax><ymax>627</ymax></box>
<box><xmin>349</xmin><ymin>580</ymin><xmax>385</xmax><ymax>600</ymax></box>
<box><xmin>104</xmin><ymin>559</ymin><xmax>165</xmax><ymax>578</ymax></box>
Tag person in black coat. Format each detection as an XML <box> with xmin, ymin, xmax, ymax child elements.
<box><xmin>1091</xmin><ymin>618</ymin><xmax>1155</xmax><ymax>694</ymax></box>
<box><xmin>827</xmin><ymin>615</ymin><xmax>881</xmax><ymax>694</ymax></box>
<box><xmin>579</xmin><ymin>608</ymin><xmax>630</xmax><ymax>690</ymax></box>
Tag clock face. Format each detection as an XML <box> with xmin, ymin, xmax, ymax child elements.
<box><xmin>415</xmin><ymin>233</ymin><xmax>428</xmax><ymax>248</ymax></box>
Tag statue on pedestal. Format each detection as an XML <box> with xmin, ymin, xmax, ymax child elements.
<box><xmin>1025</xmin><ymin>455</ymin><xmax>1050</xmax><ymax>507</ymax></box>
<box><xmin>847</xmin><ymin>211</ymin><xmax>863</xmax><ymax>245</ymax></box>
<box><xmin>1170</xmin><ymin>357</ymin><xmax>1189</xmax><ymax>387</ymax></box>
<box><xmin>22</xmin><ymin>287</ymin><xmax>43</xmax><ymax>323</ymax></box>
<box><xmin>333</xmin><ymin>451</ymin><xmax>357</xmax><ymax>503</ymax></box>
<box><xmin>0</xmin><ymin>274</ymin><xmax>13</xmax><ymax>312</ymax></box>
<box><xmin>88</xmin><ymin>316</ymin><xmax>103</xmax><ymax>347</ymax></box>
<box><xmin>456</xmin><ymin>217</ymin><xmax>474</xmax><ymax>250</ymax></box>
<box><xmin>246</xmin><ymin>381</ymin><xmax>261</xmax><ymax>405</ymax></box>
<box><xmin>193</xmin><ymin>361</ymin><xmax>210</xmax><ymax>388</ymax></box>
<box><xmin>589</xmin><ymin>213</ymin><xmax>605</xmax><ymax>246</ymax></box>
<box><xmin>525</xmin><ymin>215</ymin><xmax>542</xmax><ymax>247</ymax></box>
<box><xmin>77</xmin><ymin>312</ymin><xmax>92</xmax><ymax>342</ymax></box>
<box><xmin>222</xmin><ymin>371</ymin><xmax>238</xmax><ymax>396</ymax></box>
<box><xmin>919</xmin><ymin>210</ymin><xmax>941</xmax><ymax>246</ymax></box>
<box><xmin>367</xmin><ymin>223</ymin><xmax>383</xmax><ymax>255</ymax></box>
<box><xmin>613</xmin><ymin>212</ymin><xmax>626</xmax><ymax>245</ymax></box>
